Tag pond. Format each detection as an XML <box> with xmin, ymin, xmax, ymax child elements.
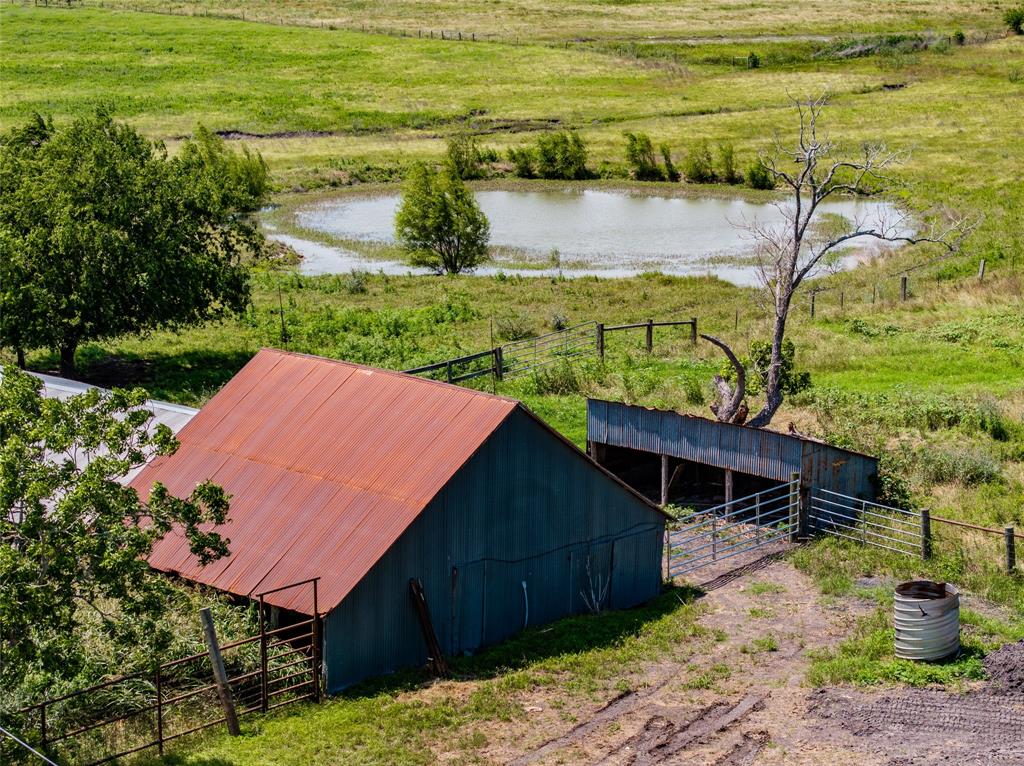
<box><xmin>274</xmin><ymin>188</ymin><xmax>907</xmax><ymax>285</ymax></box>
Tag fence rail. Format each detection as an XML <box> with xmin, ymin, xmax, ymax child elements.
<box><xmin>10</xmin><ymin>580</ymin><xmax>321</xmax><ymax>766</ymax></box>
<box><xmin>667</xmin><ymin>477</ymin><xmax>799</xmax><ymax>577</ymax></box>
<box><xmin>809</xmin><ymin>488</ymin><xmax>924</xmax><ymax>558</ymax></box>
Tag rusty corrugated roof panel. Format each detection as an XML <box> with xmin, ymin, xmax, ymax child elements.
<box><xmin>134</xmin><ymin>349</ymin><xmax>518</xmax><ymax>616</ymax></box>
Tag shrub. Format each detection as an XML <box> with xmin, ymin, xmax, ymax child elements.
<box><xmin>718</xmin><ymin>142</ymin><xmax>741</xmax><ymax>184</ymax></box>
<box><xmin>446</xmin><ymin>133</ymin><xmax>488</xmax><ymax>179</ymax></box>
<box><xmin>746</xmin><ymin>51</ymin><xmax>761</xmax><ymax>69</ymax></box>
<box><xmin>507</xmin><ymin>145</ymin><xmax>536</xmax><ymax>177</ymax></box>
<box><xmin>682</xmin><ymin>141</ymin><xmax>716</xmax><ymax>183</ymax></box>
<box><xmin>660</xmin><ymin>144</ymin><xmax>680</xmax><ymax>181</ymax></box>
<box><xmin>345</xmin><ymin>269</ymin><xmax>368</xmax><ymax>294</ymax></box>
<box><xmin>1005</xmin><ymin>6</ymin><xmax>1024</xmax><ymax>34</ymax></box>
<box><xmin>550</xmin><ymin>312</ymin><xmax>569</xmax><ymax>331</ymax></box>
<box><xmin>623</xmin><ymin>131</ymin><xmax>664</xmax><ymax>181</ymax></box>
<box><xmin>746</xmin><ymin>160</ymin><xmax>775</xmax><ymax>189</ymax></box>
<box><xmin>495</xmin><ymin>312</ymin><xmax>536</xmax><ymax>341</ymax></box>
<box><xmin>535</xmin><ymin>130</ymin><xmax>589</xmax><ymax>179</ymax></box>
<box><xmin>532</xmin><ymin>360</ymin><xmax>584</xmax><ymax>395</ymax></box>
<box><xmin>915</xmin><ymin>444</ymin><xmax>1001</xmax><ymax>486</ymax></box>
<box><xmin>953</xmin><ymin>29</ymin><xmax>966</xmax><ymax>45</ymax></box>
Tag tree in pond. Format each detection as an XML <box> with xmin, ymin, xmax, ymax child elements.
<box><xmin>0</xmin><ymin>112</ymin><xmax>268</xmax><ymax>376</ymax></box>
<box><xmin>395</xmin><ymin>162</ymin><xmax>490</xmax><ymax>274</ymax></box>
<box><xmin>704</xmin><ymin>95</ymin><xmax>972</xmax><ymax>427</ymax></box>
<box><xmin>0</xmin><ymin>367</ymin><xmax>230</xmax><ymax>693</ymax></box>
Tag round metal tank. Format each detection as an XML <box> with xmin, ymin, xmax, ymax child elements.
<box><xmin>894</xmin><ymin>580</ymin><xmax>960</xmax><ymax>661</ymax></box>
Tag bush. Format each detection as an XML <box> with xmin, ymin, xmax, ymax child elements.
<box><xmin>1005</xmin><ymin>6</ymin><xmax>1024</xmax><ymax>34</ymax></box>
<box><xmin>535</xmin><ymin>130</ymin><xmax>589</xmax><ymax>179</ymax></box>
<box><xmin>953</xmin><ymin>29</ymin><xmax>966</xmax><ymax>45</ymax></box>
<box><xmin>550</xmin><ymin>312</ymin><xmax>569</xmax><ymax>331</ymax></box>
<box><xmin>531</xmin><ymin>360</ymin><xmax>585</xmax><ymax>395</ymax></box>
<box><xmin>682</xmin><ymin>140</ymin><xmax>716</xmax><ymax>183</ymax></box>
<box><xmin>915</xmin><ymin>444</ymin><xmax>1001</xmax><ymax>486</ymax></box>
<box><xmin>507</xmin><ymin>145</ymin><xmax>536</xmax><ymax>177</ymax></box>
<box><xmin>746</xmin><ymin>160</ymin><xmax>775</xmax><ymax>190</ymax></box>
<box><xmin>345</xmin><ymin>269</ymin><xmax>368</xmax><ymax>294</ymax></box>
<box><xmin>746</xmin><ymin>51</ymin><xmax>761</xmax><ymax>69</ymax></box>
<box><xmin>495</xmin><ymin>312</ymin><xmax>536</xmax><ymax>341</ymax></box>
<box><xmin>623</xmin><ymin>131</ymin><xmax>664</xmax><ymax>181</ymax></box>
<box><xmin>445</xmin><ymin>133</ymin><xmax>489</xmax><ymax>179</ymax></box>
<box><xmin>718</xmin><ymin>142</ymin><xmax>741</xmax><ymax>184</ymax></box>
<box><xmin>660</xmin><ymin>144</ymin><xmax>680</xmax><ymax>182</ymax></box>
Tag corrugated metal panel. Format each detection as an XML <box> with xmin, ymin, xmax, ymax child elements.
<box><xmin>587</xmin><ymin>399</ymin><xmax>877</xmax><ymax>499</ymax></box>
<box><xmin>133</xmin><ymin>349</ymin><xmax>519</xmax><ymax>615</ymax></box>
<box><xmin>323</xmin><ymin>408</ymin><xmax>665</xmax><ymax>692</ymax></box>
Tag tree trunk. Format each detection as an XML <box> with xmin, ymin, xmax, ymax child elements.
<box><xmin>59</xmin><ymin>343</ymin><xmax>77</xmax><ymax>378</ymax></box>
<box><xmin>16</xmin><ymin>348</ymin><xmax>25</xmax><ymax>369</ymax></box>
<box><xmin>746</xmin><ymin>306</ymin><xmax>789</xmax><ymax>428</ymax></box>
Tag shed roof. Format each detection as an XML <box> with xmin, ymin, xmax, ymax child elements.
<box><xmin>135</xmin><ymin>350</ymin><xmax>526</xmax><ymax>615</ymax></box>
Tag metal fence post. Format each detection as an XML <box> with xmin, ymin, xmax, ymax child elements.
<box><xmin>645</xmin><ymin>319</ymin><xmax>653</xmax><ymax>352</ymax></box>
<box><xmin>1005</xmin><ymin>526</ymin><xmax>1016</xmax><ymax>573</ymax></box>
<box><xmin>711</xmin><ymin>509</ymin><xmax>718</xmax><ymax>561</ymax></box>
<box><xmin>920</xmin><ymin>508</ymin><xmax>932</xmax><ymax>560</ymax></box>
<box><xmin>312</xmin><ymin>579</ymin><xmax>322</xmax><ymax>703</ymax></box>
<box><xmin>755</xmin><ymin>494</ymin><xmax>761</xmax><ymax>544</ymax></box>
<box><xmin>596</xmin><ymin>323</ymin><xmax>604</xmax><ymax>358</ymax></box>
<box><xmin>690</xmin><ymin>317</ymin><xmax>697</xmax><ymax>345</ymax></box>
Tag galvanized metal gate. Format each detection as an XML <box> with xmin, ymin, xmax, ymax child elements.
<box><xmin>809</xmin><ymin>488</ymin><xmax>925</xmax><ymax>557</ymax></box>
<box><xmin>667</xmin><ymin>478</ymin><xmax>800</xmax><ymax>578</ymax></box>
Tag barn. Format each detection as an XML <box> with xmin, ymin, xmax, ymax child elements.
<box><xmin>586</xmin><ymin>398</ymin><xmax>879</xmax><ymax>509</ymax></box>
<box><xmin>133</xmin><ymin>350</ymin><xmax>667</xmax><ymax>692</ymax></box>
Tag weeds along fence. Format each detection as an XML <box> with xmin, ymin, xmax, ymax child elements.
<box><xmin>5</xmin><ymin>580</ymin><xmax>321</xmax><ymax>766</ymax></box>
<box><xmin>404</xmin><ymin>318</ymin><xmax>697</xmax><ymax>385</ymax></box>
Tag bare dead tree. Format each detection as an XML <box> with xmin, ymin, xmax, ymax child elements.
<box><xmin>706</xmin><ymin>94</ymin><xmax>972</xmax><ymax>428</ymax></box>
<box><xmin>701</xmin><ymin>334</ymin><xmax>747</xmax><ymax>424</ymax></box>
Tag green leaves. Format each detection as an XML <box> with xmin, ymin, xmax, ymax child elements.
<box><xmin>0</xmin><ymin>112</ymin><xmax>269</xmax><ymax>374</ymax></box>
<box><xmin>0</xmin><ymin>367</ymin><xmax>230</xmax><ymax>688</ymax></box>
<box><xmin>394</xmin><ymin>162</ymin><xmax>490</xmax><ymax>274</ymax></box>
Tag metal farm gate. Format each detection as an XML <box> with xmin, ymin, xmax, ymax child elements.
<box><xmin>808</xmin><ymin>488</ymin><xmax>926</xmax><ymax>558</ymax></box>
<box><xmin>667</xmin><ymin>477</ymin><xmax>801</xmax><ymax>578</ymax></box>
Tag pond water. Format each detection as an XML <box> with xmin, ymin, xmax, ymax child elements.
<box><xmin>281</xmin><ymin>188</ymin><xmax>907</xmax><ymax>285</ymax></box>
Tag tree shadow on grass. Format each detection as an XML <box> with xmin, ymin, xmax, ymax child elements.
<box><xmin>31</xmin><ymin>347</ymin><xmax>257</xmax><ymax>407</ymax></box>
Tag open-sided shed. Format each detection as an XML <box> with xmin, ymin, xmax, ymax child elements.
<box><xmin>134</xmin><ymin>351</ymin><xmax>666</xmax><ymax>692</ymax></box>
<box><xmin>586</xmin><ymin>399</ymin><xmax>878</xmax><ymax>509</ymax></box>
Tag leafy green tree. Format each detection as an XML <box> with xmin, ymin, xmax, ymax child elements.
<box><xmin>623</xmin><ymin>131</ymin><xmax>664</xmax><ymax>181</ymax></box>
<box><xmin>718</xmin><ymin>142</ymin><xmax>741</xmax><ymax>184</ymax></box>
<box><xmin>0</xmin><ymin>367</ymin><xmax>230</xmax><ymax>692</ymax></box>
<box><xmin>507</xmin><ymin>145</ymin><xmax>537</xmax><ymax>177</ymax></box>
<box><xmin>660</xmin><ymin>144</ymin><xmax>680</xmax><ymax>182</ymax></box>
<box><xmin>535</xmin><ymin>130</ymin><xmax>589</xmax><ymax>179</ymax></box>
<box><xmin>0</xmin><ymin>112</ymin><xmax>268</xmax><ymax>376</ymax></box>
<box><xmin>394</xmin><ymin>163</ymin><xmax>490</xmax><ymax>273</ymax></box>
<box><xmin>446</xmin><ymin>133</ymin><xmax>486</xmax><ymax>179</ymax></box>
<box><xmin>746</xmin><ymin>160</ymin><xmax>775</xmax><ymax>190</ymax></box>
<box><xmin>1005</xmin><ymin>6</ymin><xmax>1024</xmax><ymax>34</ymax></box>
<box><xmin>682</xmin><ymin>140</ymin><xmax>716</xmax><ymax>183</ymax></box>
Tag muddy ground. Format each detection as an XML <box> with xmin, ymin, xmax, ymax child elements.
<box><xmin>456</xmin><ymin>556</ymin><xmax>1023</xmax><ymax>766</ymax></box>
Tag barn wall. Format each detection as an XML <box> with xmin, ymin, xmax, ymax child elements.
<box><xmin>322</xmin><ymin>408</ymin><xmax>665</xmax><ymax>693</ymax></box>
<box><xmin>587</xmin><ymin>399</ymin><xmax>877</xmax><ymax>502</ymax></box>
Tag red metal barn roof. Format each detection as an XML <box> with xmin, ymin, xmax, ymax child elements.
<box><xmin>133</xmin><ymin>349</ymin><xmax>519</xmax><ymax>615</ymax></box>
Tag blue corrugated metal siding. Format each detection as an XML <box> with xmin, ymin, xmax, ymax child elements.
<box><xmin>323</xmin><ymin>408</ymin><xmax>664</xmax><ymax>692</ymax></box>
<box><xmin>588</xmin><ymin>400</ymin><xmax>877</xmax><ymax>501</ymax></box>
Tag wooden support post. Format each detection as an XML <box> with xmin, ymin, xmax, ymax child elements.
<box><xmin>840</xmin><ymin>290</ymin><xmax>845</xmax><ymax>311</ymax></box>
<box><xmin>734</xmin><ymin>309</ymin><xmax>739</xmax><ymax>331</ymax></box>
<box><xmin>724</xmin><ymin>469</ymin><xmax>733</xmax><ymax>513</ymax></box>
<box><xmin>155</xmin><ymin>667</ymin><xmax>164</xmax><ymax>755</ymax></box>
<box><xmin>920</xmin><ymin>508</ymin><xmax>932</xmax><ymax>560</ymax></box>
<box><xmin>645</xmin><ymin>319</ymin><xmax>653</xmax><ymax>352</ymax></box>
<box><xmin>493</xmin><ymin>347</ymin><xmax>504</xmax><ymax>381</ymax></box>
<box><xmin>200</xmin><ymin>607</ymin><xmax>241</xmax><ymax>736</ymax></box>
<box><xmin>900</xmin><ymin>275</ymin><xmax>908</xmax><ymax>302</ymax></box>
<box><xmin>690</xmin><ymin>317</ymin><xmax>698</xmax><ymax>345</ymax></box>
<box><xmin>409</xmin><ymin>578</ymin><xmax>450</xmax><ymax>677</ymax></box>
<box><xmin>596</xmin><ymin>323</ymin><xmax>605</xmax><ymax>358</ymax></box>
<box><xmin>872</xmin><ymin>284</ymin><xmax>877</xmax><ymax>304</ymax></box>
<box><xmin>1005</xmin><ymin>526</ymin><xmax>1016</xmax><ymax>574</ymax></box>
<box><xmin>978</xmin><ymin>258</ymin><xmax>986</xmax><ymax>281</ymax></box>
<box><xmin>445</xmin><ymin>360</ymin><xmax>453</xmax><ymax>384</ymax></box>
<box><xmin>660</xmin><ymin>454</ymin><xmax>669</xmax><ymax>507</ymax></box>
<box><xmin>810</xmin><ymin>291</ymin><xmax>816</xmax><ymax>318</ymax></box>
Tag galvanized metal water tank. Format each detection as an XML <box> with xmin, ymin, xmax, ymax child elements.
<box><xmin>894</xmin><ymin>580</ymin><xmax>960</xmax><ymax>661</ymax></box>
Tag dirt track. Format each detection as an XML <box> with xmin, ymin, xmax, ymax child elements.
<box><xmin>491</xmin><ymin>558</ymin><xmax>1024</xmax><ymax>766</ymax></box>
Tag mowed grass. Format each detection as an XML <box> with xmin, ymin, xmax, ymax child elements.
<box><xmin>75</xmin><ymin>0</ymin><xmax>1014</xmax><ymax>41</ymax></box>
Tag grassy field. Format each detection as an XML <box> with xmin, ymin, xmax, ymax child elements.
<box><xmin>3</xmin><ymin>3</ymin><xmax>1024</xmax><ymax>763</ymax></box>
<box><xmin>44</xmin><ymin>0</ymin><xmax>1016</xmax><ymax>41</ymax></box>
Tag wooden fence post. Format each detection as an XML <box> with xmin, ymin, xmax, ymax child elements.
<box><xmin>596</xmin><ymin>323</ymin><xmax>605</xmax><ymax>358</ymax></box>
<box><xmin>840</xmin><ymin>290</ymin><xmax>845</xmax><ymax>312</ymax></box>
<box><xmin>200</xmin><ymin>608</ymin><xmax>241</xmax><ymax>736</ymax></box>
<box><xmin>1005</xmin><ymin>526</ymin><xmax>1016</xmax><ymax>573</ymax></box>
<box><xmin>978</xmin><ymin>259</ymin><xmax>987</xmax><ymax>282</ymax></box>
<box><xmin>660</xmin><ymin>454</ymin><xmax>669</xmax><ymax>507</ymax></box>
<box><xmin>872</xmin><ymin>284</ymin><xmax>877</xmax><ymax>304</ymax></box>
<box><xmin>690</xmin><ymin>317</ymin><xmax>697</xmax><ymax>345</ymax></box>
<box><xmin>920</xmin><ymin>508</ymin><xmax>932</xmax><ymax>560</ymax></box>
<box><xmin>155</xmin><ymin>667</ymin><xmax>164</xmax><ymax>755</ymax></box>
<box><xmin>445</xmin><ymin>360</ymin><xmax>453</xmax><ymax>384</ymax></box>
<box><xmin>810</xmin><ymin>291</ymin><xmax>816</xmax><ymax>319</ymax></box>
<box><xmin>493</xmin><ymin>347</ymin><xmax>504</xmax><ymax>381</ymax></box>
<box><xmin>645</xmin><ymin>319</ymin><xmax>653</xmax><ymax>352</ymax></box>
<box><xmin>900</xmin><ymin>275</ymin><xmax>908</xmax><ymax>302</ymax></box>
